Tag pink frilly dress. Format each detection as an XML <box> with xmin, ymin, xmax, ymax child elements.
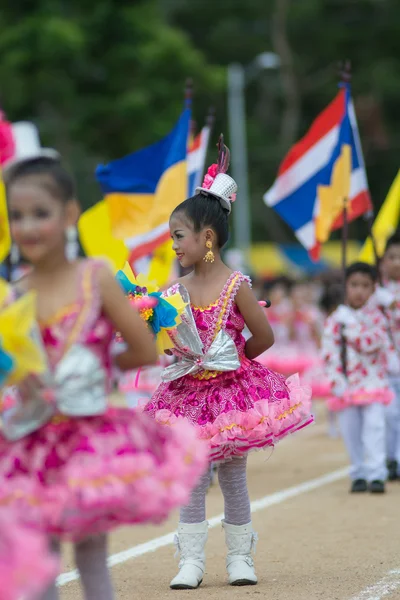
<box><xmin>144</xmin><ymin>272</ymin><xmax>313</xmax><ymax>462</ymax></box>
<box><xmin>258</xmin><ymin>303</ymin><xmax>330</xmax><ymax>399</ymax></box>
<box><xmin>0</xmin><ymin>260</ymin><xmax>207</xmax><ymax>541</ymax></box>
<box><xmin>0</xmin><ymin>502</ymin><xmax>59</xmax><ymax>600</ymax></box>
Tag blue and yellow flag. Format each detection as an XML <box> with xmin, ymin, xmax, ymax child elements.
<box><xmin>78</xmin><ymin>199</ymin><xmax>128</xmax><ymax>271</ymax></box>
<box><xmin>95</xmin><ymin>109</ymin><xmax>191</xmax><ymax>259</ymax></box>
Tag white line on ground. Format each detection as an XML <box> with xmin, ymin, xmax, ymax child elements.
<box><xmin>349</xmin><ymin>569</ymin><xmax>400</xmax><ymax>600</ymax></box>
<box><xmin>57</xmin><ymin>465</ymin><xmax>348</xmax><ymax>587</ymax></box>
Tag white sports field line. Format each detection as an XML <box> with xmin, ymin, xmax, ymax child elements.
<box><xmin>349</xmin><ymin>569</ymin><xmax>400</xmax><ymax>600</ymax></box>
<box><xmin>57</xmin><ymin>465</ymin><xmax>348</xmax><ymax>587</ymax></box>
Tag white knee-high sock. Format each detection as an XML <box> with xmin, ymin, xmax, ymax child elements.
<box><xmin>218</xmin><ymin>456</ymin><xmax>251</xmax><ymax>525</ymax></box>
<box><xmin>179</xmin><ymin>469</ymin><xmax>211</xmax><ymax>523</ymax></box>
<box><xmin>74</xmin><ymin>534</ymin><xmax>114</xmax><ymax>600</ymax></box>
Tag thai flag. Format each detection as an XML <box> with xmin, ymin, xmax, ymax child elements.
<box><xmin>187</xmin><ymin>125</ymin><xmax>211</xmax><ymax>197</ymax></box>
<box><xmin>264</xmin><ymin>84</ymin><xmax>372</xmax><ymax>260</ymax></box>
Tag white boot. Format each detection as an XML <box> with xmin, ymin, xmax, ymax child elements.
<box><xmin>222</xmin><ymin>520</ymin><xmax>258</xmax><ymax>586</ymax></box>
<box><xmin>170</xmin><ymin>521</ymin><xmax>208</xmax><ymax>590</ymax></box>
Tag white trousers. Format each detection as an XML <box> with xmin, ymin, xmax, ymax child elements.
<box><xmin>338</xmin><ymin>403</ymin><xmax>387</xmax><ymax>482</ymax></box>
<box><xmin>385</xmin><ymin>377</ymin><xmax>400</xmax><ymax>469</ymax></box>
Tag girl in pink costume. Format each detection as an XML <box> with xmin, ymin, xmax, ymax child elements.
<box><xmin>0</xmin><ymin>505</ymin><xmax>59</xmax><ymax>600</ymax></box>
<box><xmin>0</xmin><ymin>156</ymin><xmax>207</xmax><ymax>600</ymax></box>
<box><xmin>258</xmin><ymin>280</ymin><xmax>322</xmax><ymax>378</ymax></box>
<box><xmin>256</xmin><ymin>278</ymin><xmax>295</xmax><ymax>375</ymax></box>
<box><xmin>144</xmin><ymin>143</ymin><xmax>313</xmax><ymax>590</ymax></box>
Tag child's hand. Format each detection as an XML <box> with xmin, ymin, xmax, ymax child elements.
<box><xmin>375</xmin><ymin>287</ymin><xmax>396</xmax><ymax>309</ymax></box>
<box><xmin>98</xmin><ymin>264</ymin><xmax>158</xmax><ymax>371</ymax></box>
<box><xmin>336</xmin><ymin>305</ymin><xmax>357</xmax><ymax>327</ymax></box>
<box><xmin>18</xmin><ymin>374</ymin><xmax>45</xmax><ymax>404</ymax></box>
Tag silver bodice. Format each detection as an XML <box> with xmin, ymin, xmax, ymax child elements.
<box><xmin>1</xmin><ymin>343</ymin><xmax>107</xmax><ymax>441</ymax></box>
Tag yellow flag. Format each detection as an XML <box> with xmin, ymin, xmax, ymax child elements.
<box><xmin>106</xmin><ymin>193</ymin><xmax>154</xmax><ymax>240</ymax></box>
<box><xmin>0</xmin><ymin>171</ymin><xmax>11</xmax><ymax>262</ymax></box>
<box><xmin>359</xmin><ymin>169</ymin><xmax>400</xmax><ymax>264</ymax></box>
<box><xmin>78</xmin><ymin>200</ymin><xmax>129</xmax><ymax>271</ymax></box>
<box><xmin>148</xmin><ymin>239</ymin><xmax>176</xmax><ymax>287</ymax></box>
<box><xmin>316</xmin><ymin>144</ymin><xmax>352</xmax><ymax>244</ymax></box>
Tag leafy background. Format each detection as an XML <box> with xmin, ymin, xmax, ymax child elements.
<box><xmin>1</xmin><ymin>0</ymin><xmax>398</xmax><ymax>243</ymax></box>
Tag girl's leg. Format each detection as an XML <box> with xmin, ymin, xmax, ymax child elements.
<box><xmin>170</xmin><ymin>468</ymin><xmax>210</xmax><ymax>590</ymax></box>
<box><xmin>40</xmin><ymin>539</ymin><xmax>61</xmax><ymax>600</ymax></box>
<box><xmin>74</xmin><ymin>534</ymin><xmax>114</xmax><ymax>600</ymax></box>
<box><xmin>218</xmin><ymin>457</ymin><xmax>257</xmax><ymax>586</ymax></box>
<box><xmin>179</xmin><ymin>468</ymin><xmax>210</xmax><ymax>523</ymax></box>
<box><xmin>218</xmin><ymin>456</ymin><xmax>251</xmax><ymax>525</ymax></box>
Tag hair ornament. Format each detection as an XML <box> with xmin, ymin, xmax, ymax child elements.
<box><xmin>195</xmin><ymin>134</ymin><xmax>237</xmax><ymax>214</ymax></box>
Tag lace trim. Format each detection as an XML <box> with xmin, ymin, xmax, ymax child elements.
<box><xmin>203</xmin><ymin>272</ymin><xmax>238</xmax><ymax>349</ymax></box>
<box><xmin>38</xmin><ymin>302</ymin><xmax>81</xmax><ymax>327</ymax></box>
<box><xmin>210</xmin><ymin>272</ymin><xmax>251</xmax><ymax>345</ymax></box>
<box><xmin>191</xmin><ymin>298</ymin><xmax>219</xmax><ymax>311</ymax></box>
<box><xmin>61</xmin><ymin>260</ymin><xmax>104</xmax><ymax>359</ymax></box>
<box><xmin>78</xmin><ymin>260</ymin><xmax>104</xmax><ymax>340</ymax></box>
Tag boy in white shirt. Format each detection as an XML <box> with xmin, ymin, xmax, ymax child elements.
<box><xmin>322</xmin><ymin>262</ymin><xmax>394</xmax><ymax>493</ymax></box>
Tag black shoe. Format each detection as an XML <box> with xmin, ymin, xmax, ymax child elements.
<box><xmin>350</xmin><ymin>479</ymin><xmax>368</xmax><ymax>493</ymax></box>
<box><xmin>369</xmin><ymin>480</ymin><xmax>386</xmax><ymax>494</ymax></box>
<box><xmin>387</xmin><ymin>460</ymin><xmax>398</xmax><ymax>481</ymax></box>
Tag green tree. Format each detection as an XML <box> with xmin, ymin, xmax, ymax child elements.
<box><xmin>0</xmin><ymin>1</ymin><xmax>223</xmax><ymax>207</ymax></box>
<box><xmin>162</xmin><ymin>0</ymin><xmax>400</xmax><ymax>243</ymax></box>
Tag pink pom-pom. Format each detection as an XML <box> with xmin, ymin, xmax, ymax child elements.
<box><xmin>201</xmin><ymin>163</ymin><xmax>219</xmax><ymax>189</ymax></box>
<box><xmin>129</xmin><ymin>296</ymin><xmax>157</xmax><ymax>310</ymax></box>
<box><xmin>207</xmin><ymin>164</ymin><xmax>218</xmax><ymax>178</ymax></box>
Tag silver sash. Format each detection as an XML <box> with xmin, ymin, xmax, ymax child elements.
<box><xmin>1</xmin><ymin>341</ymin><xmax>107</xmax><ymax>441</ymax></box>
<box><xmin>161</xmin><ymin>284</ymin><xmax>240</xmax><ymax>382</ymax></box>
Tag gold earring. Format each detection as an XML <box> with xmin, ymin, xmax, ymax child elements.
<box><xmin>203</xmin><ymin>240</ymin><xmax>215</xmax><ymax>263</ymax></box>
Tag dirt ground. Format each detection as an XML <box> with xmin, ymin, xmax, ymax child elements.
<box><xmin>58</xmin><ymin>404</ymin><xmax>400</xmax><ymax>600</ymax></box>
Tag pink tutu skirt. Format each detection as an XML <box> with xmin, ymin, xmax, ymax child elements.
<box><xmin>0</xmin><ymin>408</ymin><xmax>207</xmax><ymax>542</ymax></box>
<box><xmin>0</xmin><ymin>506</ymin><xmax>59</xmax><ymax>600</ymax></box>
<box><xmin>257</xmin><ymin>343</ymin><xmax>319</xmax><ymax>377</ymax></box>
<box><xmin>145</xmin><ymin>358</ymin><xmax>313</xmax><ymax>462</ymax></box>
<box><xmin>327</xmin><ymin>387</ymin><xmax>394</xmax><ymax>412</ymax></box>
<box><xmin>301</xmin><ymin>361</ymin><xmax>332</xmax><ymax>400</ymax></box>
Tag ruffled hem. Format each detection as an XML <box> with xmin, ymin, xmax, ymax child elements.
<box><xmin>0</xmin><ymin>490</ymin><xmax>60</xmax><ymax>600</ymax></box>
<box><xmin>310</xmin><ymin>382</ymin><xmax>332</xmax><ymax>399</ymax></box>
<box><xmin>327</xmin><ymin>388</ymin><xmax>395</xmax><ymax>411</ymax></box>
<box><xmin>0</xmin><ymin>409</ymin><xmax>208</xmax><ymax>541</ymax></box>
<box><xmin>257</xmin><ymin>354</ymin><xmax>318</xmax><ymax>376</ymax></box>
<box><xmin>152</xmin><ymin>374</ymin><xmax>313</xmax><ymax>462</ymax></box>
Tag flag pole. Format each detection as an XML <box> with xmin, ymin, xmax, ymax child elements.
<box><xmin>178</xmin><ymin>79</ymin><xmax>195</xmax><ymax>278</ymax></box>
<box><xmin>339</xmin><ymin>58</ymin><xmax>352</xmax><ymax>296</ymax></box>
<box><xmin>339</xmin><ymin>58</ymin><xmax>352</xmax><ymax>377</ymax></box>
<box><xmin>185</xmin><ymin>77</ymin><xmax>194</xmax><ymax>133</ymax></box>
